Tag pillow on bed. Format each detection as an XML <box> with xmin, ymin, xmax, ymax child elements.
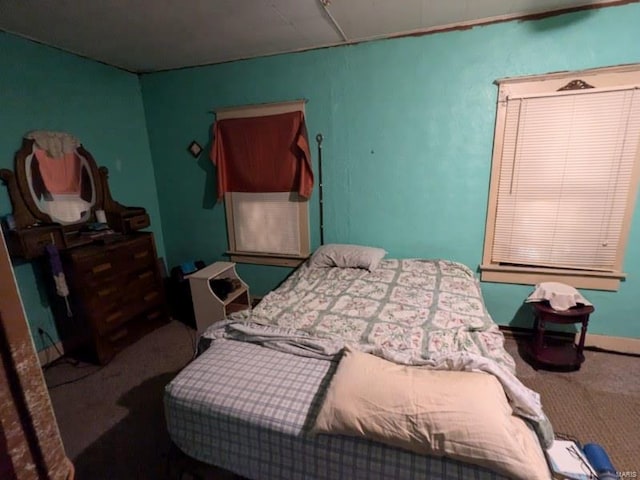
<box><xmin>308</xmin><ymin>244</ymin><xmax>387</xmax><ymax>271</ymax></box>
<box><xmin>312</xmin><ymin>348</ymin><xmax>551</xmax><ymax>480</ymax></box>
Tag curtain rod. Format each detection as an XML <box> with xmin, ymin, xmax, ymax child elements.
<box><xmin>210</xmin><ymin>98</ymin><xmax>308</xmax><ymax>115</ymax></box>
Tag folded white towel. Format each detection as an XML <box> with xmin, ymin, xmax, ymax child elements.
<box><xmin>525</xmin><ymin>282</ymin><xmax>592</xmax><ymax>311</ymax></box>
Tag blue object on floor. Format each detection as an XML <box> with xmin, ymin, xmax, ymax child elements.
<box><xmin>180</xmin><ymin>261</ymin><xmax>198</xmax><ymax>275</ymax></box>
<box><xmin>583</xmin><ymin>443</ymin><xmax>618</xmax><ymax>479</ymax></box>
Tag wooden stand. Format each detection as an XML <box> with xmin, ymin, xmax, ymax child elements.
<box><xmin>188</xmin><ymin>262</ymin><xmax>250</xmax><ymax>334</ymax></box>
<box><xmin>529</xmin><ymin>301</ymin><xmax>594</xmax><ymax>371</ymax></box>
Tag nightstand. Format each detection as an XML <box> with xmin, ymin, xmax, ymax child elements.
<box><xmin>529</xmin><ymin>301</ymin><xmax>594</xmax><ymax>371</ymax></box>
<box><xmin>188</xmin><ymin>262</ymin><xmax>250</xmax><ymax>334</ymax></box>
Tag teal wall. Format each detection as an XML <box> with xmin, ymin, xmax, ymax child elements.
<box><xmin>3</xmin><ymin>4</ymin><xmax>639</xmax><ymax>348</ymax></box>
<box><xmin>141</xmin><ymin>4</ymin><xmax>640</xmax><ymax>339</ymax></box>
<box><xmin>0</xmin><ymin>32</ymin><xmax>165</xmax><ymax>350</ymax></box>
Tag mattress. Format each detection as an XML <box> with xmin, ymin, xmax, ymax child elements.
<box><xmin>165</xmin><ymin>258</ymin><xmax>552</xmax><ymax>479</ymax></box>
<box><xmin>165</xmin><ymin>338</ymin><xmax>519</xmax><ymax>480</ymax></box>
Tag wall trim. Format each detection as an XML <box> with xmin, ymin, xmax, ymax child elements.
<box><xmin>581</xmin><ymin>333</ymin><xmax>640</xmax><ymax>355</ymax></box>
<box><xmin>37</xmin><ymin>341</ymin><xmax>65</xmax><ymax>367</ymax></box>
<box><xmin>499</xmin><ymin>325</ymin><xmax>640</xmax><ymax>355</ymax></box>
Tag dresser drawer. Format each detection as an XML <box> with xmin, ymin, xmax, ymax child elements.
<box><xmin>124</xmin><ymin>268</ymin><xmax>158</xmax><ymax>294</ymax></box>
<box><xmin>94</xmin><ymin>324</ymin><xmax>133</xmax><ymax>364</ymax></box>
<box><xmin>72</xmin><ymin>260</ymin><xmax>120</xmax><ymax>290</ymax></box>
<box><xmin>22</xmin><ymin>228</ymin><xmax>66</xmax><ymax>258</ymax></box>
<box><xmin>69</xmin><ymin>248</ymin><xmax>108</xmax><ymax>269</ymax></box>
<box><xmin>65</xmin><ymin>234</ymin><xmax>155</xmax><ymax>284</ymax></box>
<box><xmin>124</xmin><ymin>286</ymin><xmax>164</xmax><ymax>322</ymax></box>
<box><xmin>91</xmin><ymin>305</ymin><xmax>129</xmax><ymax>336</ymax></box>
<box><xmin>82</xmin><ymin>282</ymin><xmax>121</xmax><ymax>312</ymax></box>
<box><xmin>94</xmin><ymin>306</ymin><xmax>168</xmax><ymax>364</ymax></box>
<box><xmin>125</xmin><ymin>213</ymin><xmax>150</xmax><ymax>231</ymax></box>
<box><xmin>90</xmin><ymin>295</ymin><xmax>159</xmax><ymax>336</ymax></box>
<box><xmin>90</xmin><ymin>284</ymin><xmax>163</xmax><ymax>336</ymax></box>
<box><xmin>114</xmin><ymin>235</ymin><xmax>155</xmax><ymax>273</ymax></box>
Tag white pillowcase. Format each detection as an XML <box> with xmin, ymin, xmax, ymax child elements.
<box><xmin>312</xmin><ymin>348</ymin><xmax>551</xmax><ymax>480</ymax></box>
<box><xmin>308</xmin><ymin>244</ymin><xmax>387</xmax><ymax>271</ymax></box>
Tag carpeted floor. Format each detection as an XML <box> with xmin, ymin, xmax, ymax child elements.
<box><xmin>43</xmin><ymin>320</ymin><xmax>639</xmax><ymax>479</ymax></box>
<box><xmin>504</xmin><ymin>336</ymin><xmax>640</xmax><ymax>474</ymax></box>
<box><xmin>44</xmin><ymin>320</ymin><xmax>197</xmax><ymax>479</ymax></box>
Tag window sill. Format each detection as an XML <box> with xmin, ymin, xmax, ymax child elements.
<box><xmin>479</xmin><ymin>264</ymin><xmax>625</xmax><ymax>291</ymax></box>
<box><xmin>226</xmin><ymin>251</ymin><xmax>308</xmax><ymax>268</ymax></box>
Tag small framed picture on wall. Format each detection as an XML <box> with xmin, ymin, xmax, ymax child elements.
<box><xmin>188</xmin><ymin>141</ymin><xmax>203</xmax><ymax>158</ymax></box>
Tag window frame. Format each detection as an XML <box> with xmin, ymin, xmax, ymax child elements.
<box><xmin>480</xmin><ymin>64</ymin><xmax>640</xmax><ymax>291</ymax></box>
<box><xmin>215</xmin><ymin>100</ymin><xmax>311</xmax><ymax>267</ymax></box>
<box><xmin>225</xmin><ymin>191</ymin><xmax>310</xmax><ymax>267</ymax></box>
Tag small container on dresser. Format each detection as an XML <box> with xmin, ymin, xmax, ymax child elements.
<box><xmin>63</xmin><ymin>232</ymin><xmax>168</xmax><ymax>364</ymax></box>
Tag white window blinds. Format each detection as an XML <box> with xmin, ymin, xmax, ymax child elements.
<box><xmin>230</xmin><ymin>192</ymin><xmax>302</xmax><ymax>255</ymax></box>
<box><xmin>492</xmin><ymin>88</ymin><xmax>640</xmax><ymax>271</ymax></box>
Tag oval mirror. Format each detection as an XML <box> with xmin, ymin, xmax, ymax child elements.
<box><xmin>25</xmin><ymin>150</ymin><xmax>96</xmax><ymax>225</ymax></box>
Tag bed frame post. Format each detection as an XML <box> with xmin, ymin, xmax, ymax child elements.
<box><xmin>316</xmin><ymin>133</ymin><xmax>324</xmax><ymax>246</ymax></box>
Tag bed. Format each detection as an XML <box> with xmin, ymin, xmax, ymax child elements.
<box><xmin>165</xmin><ymin>246</ymin><xmax>554</xmax><ymax>480</ymax></box>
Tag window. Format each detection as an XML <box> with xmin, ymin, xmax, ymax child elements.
<box><xmin>225</xmin><ymin>191</ymin><xmax>310</xmax><ymax>266</ymax></box>
<box><xmin>481</xmin><ymin>65</ymin><xmax>640</xmax><ymax>290</ymax></box>
<box><xmin>212</xmin><ymin>100</ymin><xmax>311</xmax><ymax>267</ymax></box>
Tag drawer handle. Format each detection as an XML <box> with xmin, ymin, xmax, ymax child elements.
<box><xmin>143</xmin><ymin>292</ymin><xmax>159</xmax><ymax>302</ymax></box>
<box><xmin>98</xmin><ymin>287</ymin><xmax>115</xmax><ymax>297</ymax></box>
<box><xmin>131</xmin><ymin>217</ymin><xmax>148</xmax><ymax>227</ymax></box>
<box><xmin>108</xmin><ymin>329</ymin><xmax>128</xmax><ymax>342</ymax></box>
<box><xmin>147</xmin><ymin>311</ymin><xmax>161</xmax><ymax>320</ymax></box>
<box><xmin>134</xmin><ymin>251</ymin><xmax>149</xmax><ymax>259</ymax></box>
<box><xmin>105</xmin><ymin>311</ymin><xmax>124</xmax><ymax>323</ymax></box>
<box><xmin>138</xmin><ymin>271</ymin><xmax>153</xmax><ymax>280</ymax></box>
<box><xmin>92</xmin><ymin>262</ymin><xmax>112</xmax><ymax>274</ymax></box>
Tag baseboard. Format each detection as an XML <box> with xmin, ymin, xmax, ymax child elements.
<box><xmin>250</xmin><ymin>295</ymin><xmax>263</xmax><ymax>307</ymax></box>
<box><xmin>499</xmin><ymin>325</ymin><xmax>640</xmax><ymax>355</ymax></box>
<box><xmin>581</xmin><ymin>333</ymin><xmax>640</xmax><ymax>355</ymax></box>
<box><xmin>37</xmin><ymin>340</ymin><xmax>65</xmax><ymax>366</ymax></box>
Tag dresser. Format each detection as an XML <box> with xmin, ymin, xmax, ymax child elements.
<box><xmin>63</xmin><ymin>232</ymin><xmax>168</xmax><ymax>364</ymax></box>
<box><xmin>2</xmin><ymin>135</ymin><xmax>169</xmax><ymax>364</ymax></box>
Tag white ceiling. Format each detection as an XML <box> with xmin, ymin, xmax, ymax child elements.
<box><xmin>0</xmin><ymin>0</ymin><xmax>621</xmax><ymax>73</ymax></box>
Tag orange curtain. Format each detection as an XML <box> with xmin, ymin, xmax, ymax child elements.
<box><xmin>210</xmin><ymin>111</ymin><xmax>313</xmax><ymax>200</ymax></box>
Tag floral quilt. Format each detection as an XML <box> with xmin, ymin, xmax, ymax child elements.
<box><xmin>202</xmin><ymin>259</ymin><xmax>555</xmax><ymax>446</ymax></box>
<box><xmin>224</xmin><ymin>259</ymin><xmax>516</xmax><ymax>373</ymax></box>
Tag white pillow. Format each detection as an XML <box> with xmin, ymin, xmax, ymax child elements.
<box><xmin>312</xmin><ymin>348</ymin><xmax>551</xmax><ymax>480</ymax></box>
<box><xmin>308</xmin><ymin>244</ymin><xmax>387</xmax><ymax>271</ymax></box>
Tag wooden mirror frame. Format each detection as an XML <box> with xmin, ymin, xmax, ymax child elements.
<box><xmin>2</xmin><ymin>138</ymin><xmax>105</xmax><ymax>230</ymax></box>
<box><xmin>1</xmin><ymin>138</ymin><xmax>150</xmax><ymax>259</ymax></box>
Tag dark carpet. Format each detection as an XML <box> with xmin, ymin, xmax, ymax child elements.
<box><xmin>505</xmin><ymin>336</ymin><xmax>639</xmax><ymax>473</ymax></box>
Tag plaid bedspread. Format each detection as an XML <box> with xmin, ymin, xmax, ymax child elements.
<box><xmin>165</xmin><ymin>339</ymin><xmax>522</xmax><ymax>480</ymax></box>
